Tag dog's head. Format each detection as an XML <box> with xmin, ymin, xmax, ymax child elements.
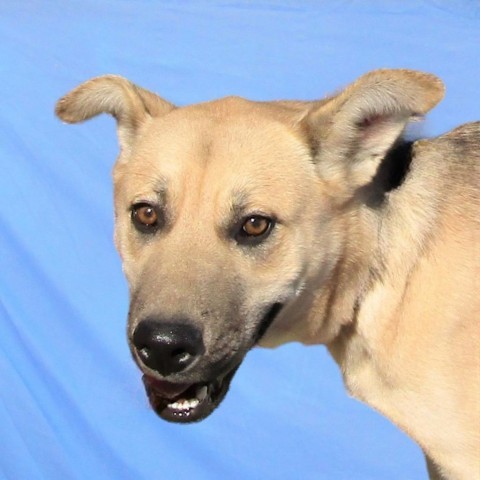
<box><xmin>56</xmin><ymin>70</ymin><xmax>443</xmax><ymax>422</ymax></box>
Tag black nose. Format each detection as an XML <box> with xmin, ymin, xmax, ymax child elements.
<box><xmin>132</xmin><ymin>320</ymin><xmax>204</xmax><ymax>376</ymax></box>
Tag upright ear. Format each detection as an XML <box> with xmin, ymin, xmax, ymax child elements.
<box><xmin>306</xmin><ymin>69</ymin><xmax>445</xmax><ymax>189</ymax></box>
<box><xmin>55</xmin><ymin>75</ymin><xmax>175</xmax><ymax>153</ymax></box>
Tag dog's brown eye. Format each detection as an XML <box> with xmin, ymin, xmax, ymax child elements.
<box><xmin>242</xmin><ymin>217</ymin><xmax>270</xmax><ymax>236</ymax></box>
<box><xmin>235</xmin><ymin>215</ymin><xmax>274</xmax><ymax>246</ymax></box>
<box><xmin>131</xmin><ymin>203</ymin><xmax>160</xmax><ymax>233</ymax></box>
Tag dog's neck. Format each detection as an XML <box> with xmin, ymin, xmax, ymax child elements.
<box><xmin>302</xmin><ymin>217</ymin><xmax>377</xmax><ymax>347</ymax></box>
<box><xmin>305</xmin><ymin>140</ymin><xmax>416</xmax><ymax>337</ymax></box>
<box><xmin>262</xmin><ymin>140</ymin><xmax>433</xmax><ymax>357</ymax></box>
<box><xmin>319</xmin><ymin>139</ymin><xmax>444</xmax><ymax>390</ymax></box>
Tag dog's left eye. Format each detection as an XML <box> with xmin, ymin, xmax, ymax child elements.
<box><xmin>131</xmin><ymin>203</ymin><xmax>161</xmax><ymax>233</ymax></box>
<box><xmin>235</xmin><ymin>215</ymin><xmax>274</xmax><ymax>245</ymax></box>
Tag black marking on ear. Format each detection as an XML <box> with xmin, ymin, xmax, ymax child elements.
<box><xmin>380</xmin><ymin>140</ymin><xmax>414</xmax><ymax>192</ymax></box>
<box><xmin>360</xmin><ymin>140</ymin><xmax>414</xmax><ymax>207</ymax></box>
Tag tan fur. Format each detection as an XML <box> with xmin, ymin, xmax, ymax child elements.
<box><xmin>56</xmin><ymin>70</ymin><xmax>479</xmax><ymax>479</ymax></box>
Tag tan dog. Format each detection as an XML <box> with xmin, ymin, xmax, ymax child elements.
<box><xmin>56</xmin><ymin>69</ymin><xmax>479</xmax><ymax>480</ymax></box>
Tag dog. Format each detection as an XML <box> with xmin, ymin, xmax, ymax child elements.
<box><xmin>56</xmin><ymin>69</ymin><xmax>479</xmax><ymax>479</ymax></box>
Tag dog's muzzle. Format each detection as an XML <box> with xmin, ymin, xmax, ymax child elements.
<box><xmin>131</xmin><ymin>304</ymin><xmax>284</xmax><ymax>423</ymax></box>
<box><xmin>131</xmin><ymin>317</ymin><xmax>238</xmax><ymax>422</ymax></box>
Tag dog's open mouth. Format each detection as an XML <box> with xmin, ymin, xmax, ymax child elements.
<box><xmin>139</xmin><ymin>302</ymin><xmax>284</xmax><ymax>423</ymax></box>
<box><xmin>142</xmin><ymin>365</ymin><xmax>239</xmax><ymax>423</ymax></box>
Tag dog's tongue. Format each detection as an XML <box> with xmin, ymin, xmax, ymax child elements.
<box><xmin>142</xmin><ymin>376</ymin><xmax>191</xmax><ymax>399</ymax></box>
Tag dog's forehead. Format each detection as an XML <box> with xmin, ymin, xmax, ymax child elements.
<box><xmin>124</xmin><ymin>97</ymin><xmax>311</xmax><ymax>176</ymax></box>
<box><xmin>115</xmin><ymin>97</ymin><xmax>317</xmax><ymax>220</ymax></box>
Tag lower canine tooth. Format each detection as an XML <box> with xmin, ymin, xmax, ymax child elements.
<box><xmin>196</xmin><ymin>386</ymin><xmax>208</xmax><ymax>402</ymax></box>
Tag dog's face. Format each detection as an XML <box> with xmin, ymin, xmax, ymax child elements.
<box><xmin>113</xmin><ymin>100</ymin><xmax>333</xmax><ymax>421</ymax></box>
<box><xmin>56</xmin><ymin>70</ymin><xmax>443</xmax><ymax>422</ymax></box>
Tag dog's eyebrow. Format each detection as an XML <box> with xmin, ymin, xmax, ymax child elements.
<box><xmin>228</xmin><ymin>190</ymin><xmax>251</xmax><ymax>219</ymax></box>
<box><xmin>132</xmin><ymin>178</ymin><xmax>170</xmax><ymax>222</ymax></box>
<box><xmin>127</xmin><ymin>172</ymin><xmax>169</xmax><ymax>203</ymax></box>
<box><xmin>136</xmin><ymin>174</ymin><xmax>168</xmax><ymax>204</ymax></box>
<box><xmin>153</xmin><ymin>183</ymin><xmax>168</xmax><ymax>204</ymax></box>
<box><xmin>218</xmin><ymin>190</ymin><xmax>251</xmax><ymax>233</ymax></box>
<box><xmin>223</xmin><ymin>189</ymin><xmax>275</xmax><ymax>232</ymax></box>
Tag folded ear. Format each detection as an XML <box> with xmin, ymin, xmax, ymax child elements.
<box><xmin>307</xmin><ymin>69</ymin><xmax>445</xmax><ymax>189</ymax></box>
<box><xmin>55</xmin><ymin>75</ymin><xmax>175</xmax><ymax>152</ymax></box>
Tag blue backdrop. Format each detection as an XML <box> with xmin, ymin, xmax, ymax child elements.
<box><xmin>1</xmin><ymin>2</ymin><xmax>479</xmax><ymax>479</ymax></box>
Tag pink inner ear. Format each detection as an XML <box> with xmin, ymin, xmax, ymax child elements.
<box><xmin>358</xmin><ymin>111</ymin><xmax>422</xmax><ymax>131</ymax></box>
<box><xmin>357</xmin><ymin>113</ymin><xmax>395</xmax><ymax>146</ymax></box>
<box><xmin>356</xmin><ymin>112</ymin><xmax>405</xmax><ymax>152</ymax></box>
<box><xmin>357</xmin><ymin>113</ymin><xmax>386</xmax><ymax>129</ymax></box>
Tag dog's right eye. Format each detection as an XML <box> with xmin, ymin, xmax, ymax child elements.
<box><xmin>234</xmin><ymin>215</ymin><xmax>275</xmax><ymax>246</ymax></box>
<box><xmin>131</xmin><ymin>203</ymin><xmax>161</xmax><ymax>233</ymax></box>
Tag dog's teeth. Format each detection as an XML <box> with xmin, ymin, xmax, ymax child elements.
<box><xmin>166</xmin><ymin>385</ymin><xmax>208</xmax><ymax>411</ymax></box>
<box><xmin>168</xmin><ymin>398</ymin><xmax>200</xmax><ymax>411</ymax></box>
<box><xmin>196</xmin><ymin>386</ymin><xmax>208</xmax><ymax>402</ymax></box>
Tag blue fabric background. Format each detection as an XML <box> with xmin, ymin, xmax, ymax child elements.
<box><xmin>1</xmin><ymin>2</ymin><xmax>478</xmax><ymax>479</ymax></box>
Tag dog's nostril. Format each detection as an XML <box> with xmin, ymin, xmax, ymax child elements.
<box><xmin>132</xmin><ymin>320</ymin><xmax>204</xmax><ymax>376</ymax></box>
<box><xmin>138</xmin><ymin>346</ymin><xmax>151</xmax><ymax>362</ymax></box>
<box><xmin>171</xmin><ymin>349</ymin><xmax>192</xmax><ymax>364</ymax></box>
